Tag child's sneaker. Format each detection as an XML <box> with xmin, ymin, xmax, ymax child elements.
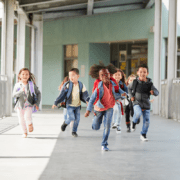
<box><xmin>28</xmin><ymin>124</ymin><xmax>34</xmax><ymax>132</ymax></box>
<box><xmin>112</xmin><ymin>124</ymin><xmax>117</xmax><ymax>129</ymax></box>
<box><xmin>61</xmin><ymin>121</ymin><xmax>68</xmax><ymax>131</ymax></box>
<box><xmin>22</xmin><ymin>133</ymin><xmax>27</xmax><ymax>138</ymax></box>
<box><xmin>127</xmin><ymin>126</ymin><xmax>131</xmax><ymax>133</ymax></box>
<box><xmin>116</xmin><ymin>126</ymin><xmax>121</xmax><ymax>134</ymax></box>
<box><xmin>72</xmin><ymin>132</ymin><xmax>78</xmax><ymax>137</ymax></box>
<box><xmin>137</xmin><ymin>118</ymin><xmax>141</xmax><ymax>124</ymax></box>
<box><xmin>140</xmin><ymin>134</ymin><xmax>148</xmax><ymax>141</ymax></box>
<box><xmin>131</xmin><ymin>122</ymin><xmax>136</xmax><ymax>132</ymax></box>
<box><xmin>101</xmin><ymin>146</ymin><xmax>109</xmax><ymax>151</ymax></box>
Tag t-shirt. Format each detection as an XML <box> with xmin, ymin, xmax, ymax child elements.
<box><xmin>94</xmin><ymin>83</ymin><xmax>115</xmax><ymax>111</ymax></box>
<box><xmin>67</xmin><ymin>83</ymin><xmax>87</xmax><ymax>107</ymax></box>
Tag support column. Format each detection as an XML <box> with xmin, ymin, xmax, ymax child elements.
<box><xmin>16</xmin><ymin>14</ymin><xmax>26</xmax><ymax>80</ymax></box>
<box><xmin>34</xmin><ymin>15</ymin><xmax>43</xmax><ymax>110</ymax></box>
<box><xmin>1</xmin><ymin>0</ymin><xmax>15</xmax><ymax>116</ymax></box>
<box><xmin>166</xmin><ymin>0</ymin><xmax>177</xmax><ymax>118</ymax></box>
<box><xmin>31</xmin><ymin>27</ymin><xmax>35</xmax><ymax>74</ymax></box>
<box><xmin>153</xmin><ymin>0</ymin><xmax>161</xmax><ymax>115</ymax></box>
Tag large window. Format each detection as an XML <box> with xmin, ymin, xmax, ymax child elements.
<box><xmin>110</xmin><ymin>41</ymin><xmax>148</xmax><ymax>77</ymax></box>
<box><xmin>64</xmin><ymin>44</ymin><xmax>78</xmax><ymax>77</ymax></box>
<box><xmin>177</xmin><ymin>38</ymin><xmax>180</xmax><ymax>77</ymax></box>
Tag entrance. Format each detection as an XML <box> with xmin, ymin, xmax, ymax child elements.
<box><xmin>110</xmin><ymin>40</ymin><xmax>148</xmax><ymax>77</ymax></box>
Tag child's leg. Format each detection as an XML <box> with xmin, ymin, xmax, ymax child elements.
<box><xmin>112</xmin><ymin>103</ymin><xmax>119</xmax><ymax>125</ymax></box>
<box><xmin>72</xmin><ymin>106</ymin><xmax>81</xmax><ymax>132</ymax></box>
<box><xmin>65</xmin><ymin>106</ymin><xmax>75</xmax><ymax>125</ymax></box>
<box><xmin>125</xmin><ymin>105</ymin><xmax>131</xmax><ymax>127</ymax></box>
<box><xmin>102</xmin><ymin>108</ymin><xmax>113</xmax><ymax>147</ymax></box>
<box><xmin>133</xmin><ymin>105</ymin><xmax>142</xmax><ymax>123</ymax></box>
<box><xmin>63</xmin><ymin>108</ymin><xmax>67</xmax><ymax>121</ymax></box>
<box><xmin>141</xmin><ymin>110</ymin><xmax>150</xmax><ymax>135</ymax></box>
<box><xmin>24</xmin><ymin>107</ymin><xmax>33</xmax><ymax>132</ymax></box>
<box><xmin>17</xmin><ymin>108</ymin><xmax>27</xmax><ymax>134</ymax></box>
<box><xmin>117</xmin><ymin>103</ymin><xmax>122</xmax><ymax>126</ymax></box>
<box><xmin>92</xmin><ymin>111</ymin><xmax>104</xmax><ymax>130</ymax></box>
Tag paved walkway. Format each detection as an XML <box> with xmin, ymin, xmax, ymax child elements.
<box><xmin>0</xmin><ymin>108</ymin><xmax>180</xmax><ymax>180</ymax></box>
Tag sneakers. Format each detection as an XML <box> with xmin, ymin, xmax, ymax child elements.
<box><xmin>127</xmin><ymin>126</ymin><xmax>131</xmax><ymax>133</ymax></box>
<box><xmin>140</xmin><ymin>134</ymin><xmax>148</xmax><ymax>141</ymax></box>
<box><xmin>136</xmin><ymin>118</ymin><xmax>141</xmax><ymax>124</ymax></box>
<box><xmin>72</xmin><ymin>132</ymin><xmax>78</xmax><ymax>137</ymax></box>
<box><xmin>28</xmin><ymin>124</ymin><xmax>34</xmax><ymax>132</ymax></box>
<box><xmin>131</xmin><ymin>122</ymin><xmax>136</xmax><ymax>132</ymax></box>
<box><xmin>101</xmin><ymin>146</ymin><xmax>109</xmax><ymax>151</ymax></box>
<box><xmin>61</xmin><ymin>121</ymin><xmax>68</xmax><ymax>131</ymax></box>
<box><xmin>112</xmin><ymin>124</ymin><xmax>117</xmax><ymax>129</ymax></box>
<box><xmin>22</xmin><ymin>133</ymin><xmax>27</xmax><ymax>138</ymax></box>
<box><xmin>116</xmin><ymin>126</ymin><xmax>121</xmax><ymax>134</ymax></box>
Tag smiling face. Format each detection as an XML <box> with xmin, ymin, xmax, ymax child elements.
<box><xmin>19</xmin><ymin>70</ymin><xmax>30</xmax><ymax>83</ymax></box>
<box><xmin>137</xmin><ymin>67</ymin><xmax>149</xmax><ymax>81</ymax></box>
<box><xmin>69</xmin><ymin>71</ymin><xmax>79</xmax><ymax>84</ymax></box>
<box><xmin>113</xmin><ymin>71</ymin><xmax>122</xmax><ymax>83</ymax></box>
<box><xmin>99</xmin><ymin>69</ymin><xmax>110</xmax><ymax>84</ymax></box>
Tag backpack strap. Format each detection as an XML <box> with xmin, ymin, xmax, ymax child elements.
<box><xmin>78</xmin><ymin>81</ymin><xmax>83</xmax><ymax>95</ymax></box>
<box><xmin>132</xmin><ymin>79</ymin><xmax>138</xmax><ymax>97</ymax></box>
<box><xmin>28</xmin><ymin>81</ymin><xmax>36</xmax><ymax>96</ymax></box>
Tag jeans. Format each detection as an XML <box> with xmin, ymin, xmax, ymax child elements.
<box><xmin>65</xmin><ymin>106</ymin><xmax>81</xmax><ymax>132</ymax></box>
<box><xmin>92</xmin><ymin>108</ymin><xmax>113</xmax><ymax>146</ymax></box>
<box><xmin>133</xmin><ymin>105</ymin><xmax>150</xmax><ymax>135</ymax></box>
<box><xmin>63</xmin><ymin>108</ymin><xmax>67</xmax><ymax>121</ymax></box>
<box><xmin>112</xmin><ymin>102</ymin><xmax>122</xmax><ymax>126</ymax></box>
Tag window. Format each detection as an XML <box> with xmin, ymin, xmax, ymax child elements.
<box><xmin>110</xmin><ymin>41</ymin><xmax>148</xmax><ymax>77</ymax></box>
<box><xmin>177</xmin><ymin>38</ymin><xmax>180</xmax><ymax>77</ymax></box>
<box><xmin>64</xmin><ymin>44</ymin><xmax>78</xmax><ymax>77</ymax></box>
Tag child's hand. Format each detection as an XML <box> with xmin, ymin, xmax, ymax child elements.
<box><xmin>150</xmin><ymin>99</ymin><xmax>154</xmax><ymax>103</ymax></box>
<box><xmin>121</xmin><ymin>93</ymin><xmax>127</xmax><ymax>97</ymax></box>
<box><xmin>52</xmin><ymin>105</ymin><xmax>57</xmax><ymax>109</ymax></box>
<box><xmin>84</xmin><ymin>111</ymin><xmax>90</xmax><ymax>117</ymax></box>
<box><xmin>22</xmin><ymin>87</ymin><xmax>25</xmax><ymax>91</ymax></box>
<box><xmin>131</xmin><ymin>97</ymin><xmax>135</xmax><ymax>101</ymax></box>
<box><xmin>35</xmin><ymin>104</ymin><xmax>39</xmax><ymax>110</ymax></box>
<box><xmin>150</xmin><ymin>90</ymin><xmax>154</xmax><ymax>95</ymax></box>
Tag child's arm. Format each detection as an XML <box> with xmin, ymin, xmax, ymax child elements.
<box><xmin>150</xmin><ymin>84</ymin><xmax>159</xmax><ymax>96</ymax></box>
<box><xmin>81</xmin><ymin>84</ymin><xmax>90</xmax><ymax>103</ymax></box>
<box><xmin>85</xmin><ymin>89</ymin><xmax>98</xmax><ymax>117</ymax></box>
<box><xmin>54</xmin><ymin>84</ymin><xmax>68</xmax><ymax>106</ymax></box>
<box><xmin>128</xmin><ymin>82</ymin><xmax>134</xmax><ymax>101</ymax></box>
<box><xmin>114</xmin><ymin>86</ymin><xmax>126</xmax><ymax>100</ymax></box>
<box><xmin>13</xmin><ymin>83</ymin><xmax>24</xmax><ymax>98</ymax></box>
<box><xmin>124</xmin><ymin>83</ymin><xmax>128</xmax><ymax>94</ymax></box>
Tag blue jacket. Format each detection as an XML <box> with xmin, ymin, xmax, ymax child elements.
<box><xmin>87</xmin><ymin>80</ymin><xmax>126</xmax><ymax>112</ymax></box>
<box><xmin>54</xmin><ymin>81</ymin><xmax>90</xmax><ymax>107</ymax></box>
<box><xmin>119</xmin><ymin>81</ymin><xmax>128</xmax><ymax>94</ymax></box>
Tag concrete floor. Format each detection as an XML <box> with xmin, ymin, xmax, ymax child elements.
<box><xmin>0</xmin><ymin>108</ymin><xmax>180</xmax><ymax>180</ymax></box>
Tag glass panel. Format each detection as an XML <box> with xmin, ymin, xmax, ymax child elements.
<box><xmin>65</xmin><ymin>45</ymin><xmax>72</xmax><ymax>58</ymax></box>
<box><xmin>177</xmin><ymin>56</ymin><xmax>180</xmax><ymax>78</ymax></box>
<box><xmin>178</xmin><ymin>38</ymin><xmax>180</xmax><ymax>52</ymax></box>
<box><xmin>72</xmin><ymin>45</ymin><xmax>78</xmax><ymax>57</ymax></box>
<box><xmin>161</xmin><ymin>0</ymin><xmax>169</xmax><ymax>79</ymax></box>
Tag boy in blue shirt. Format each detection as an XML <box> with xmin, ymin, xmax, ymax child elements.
<box><xmin>52</xmin><ymin>68</ymin><xmax>89</xmax><ymax>137</ymax></box>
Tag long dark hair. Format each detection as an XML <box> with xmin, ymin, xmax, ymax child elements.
<box><xmin>59</xmin><ymin>76</ymin><xmax>69</xmax><ymax>90</ymax></box>
<box><xmin>18</xmin><ymin>68</ymin><xmax>36</xmax><ymax>85</ymax></box>
<box><xmin>115</xmin><ymin>68</ymin><xmax>125</xmax><ymax>83</ymax></box>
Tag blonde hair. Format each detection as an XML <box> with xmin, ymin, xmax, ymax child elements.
<box><xmin>126</xmin><ymin>74</ymin><xmax>136</xmax><ymax>86</ymax></box>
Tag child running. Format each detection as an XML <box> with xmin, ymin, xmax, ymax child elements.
<box><xmin>112</xmin><ymin>69</ymin><xmax>128</xmax><ymax>133</ymax></box>
<box><xmin>128</xmin><ymin>64</ymin><xmax>159</xmax><ymax>141</ymax></box>
<box><xmin>124</xmin><ymin>74</ymin><xmax>137</xmax><ymax>132</ymax></box>
<box><xmin>52</xmin><ymin>68</ymin><xmax>90</xmax><ymax>137</ymax></box>
<box><xmin>84</xmin><ymin>63</ymin><xmax>126</xmax><ymax>151</ymax></box>
<box><xmin>13</xmin><ymin>68</ymin><xmax>41</xmax><ymax>138</ymax></box>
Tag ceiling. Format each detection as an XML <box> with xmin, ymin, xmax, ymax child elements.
<box><xmin>17</xmin><ymin>0</ymin><xmax>155</xmax><ymax>20</ymax></box>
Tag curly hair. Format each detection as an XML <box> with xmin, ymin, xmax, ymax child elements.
<box><xmin>89</xmin><ymin>61</ymin><xmax>117</xmax><ymax>79</ymax></box>
<box><xmin>18</xmin><ymin>68</ymin><xmax>36</xmax><ymax>85</ymax></box>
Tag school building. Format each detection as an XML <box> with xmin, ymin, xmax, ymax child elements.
<box><xmin>0</xmin><ymin>0</ymin><xmax>180</xmax><ymax>121</ymax></box>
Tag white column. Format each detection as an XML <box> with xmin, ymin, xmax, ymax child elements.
<box><xmin>16</xmin><ymin>14</ymin><xmax>26</xmax><ymax>80</ymax></box>
<box><xmin>166</xmin><ymin>0</ymin><xmax>177</xmax><ymax>118</ymax></box>
<box><xmin>153</xmin><ymin>0</ymin><xmax>161</xmax><ymax>115</ymax></box>
<box><xmin>1</xmin><ymin>0</ymin><xmax>15</xmax><ymax>116</ymax></box>
<box><xmin>31</xmin><ymin>27</ymin><xmax>35</xmax><ymax>74</ymax></box>
<box><xmin>34</xmin><ymin>15</ymin><xmax>43</xmax><ymax>110</ymax></box>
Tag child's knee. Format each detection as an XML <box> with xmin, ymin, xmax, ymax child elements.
<box><xmin>92</xmin><ymin>124</ymin><xmax>100</xmax><ymax>130</ymax></box>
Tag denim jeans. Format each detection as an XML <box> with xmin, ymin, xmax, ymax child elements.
<box><xmin>133</xmin><ymin>105</ymin><xmax>150</xmax><ymax>135</ymax></box>
<box><xmin>112</xmin><ymin>102</ymin><xmax>122</xmax><ymax>126</ymax></box>
<box><xmin>63</xmin><ymin>108</ymin><xmax>67</xmax><ymax>121</ymax></box>
<box><xmin>65</xmin><ymin>106</ymin><xmax>81</xmax><ymax>132</ymax></box>
<box><xmin>92</xmin><ymin>108</ymin><xmax>113</xmax><ymax>146</ymax></box>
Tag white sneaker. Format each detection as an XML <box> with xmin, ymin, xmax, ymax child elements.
<box><xmin>22</xmin><ymin>133</ymin><xmax>27</xmax><ymax>138</ymax></box>
<box><xmin>101</xmin><ymin>146</ymin><xmax>109</xmax><ymax>151</ymax></box>
<box><xmin>131</xmin><ymin>122</ymin><xmax>136</xmax><ymax>132</ymax></box>
<box><xmin>116</xmin><ymin>126</ymin><xmax>121</xmax><ymax>134</ymax></box>
<box><xmin>112</xmin><ymin>124</ymin><xmax>117</xmax><ymax>129</ymax></box>
<box><xmin>140</xmin><ymin>134</ymin><xmax>148</xmax><ymax>141</ymax></box>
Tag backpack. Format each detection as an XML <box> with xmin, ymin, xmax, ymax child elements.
<box><xmin>27</xmin><ymin>81</ymin><xmax>38</xmax><ymax>105</ymax></box>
